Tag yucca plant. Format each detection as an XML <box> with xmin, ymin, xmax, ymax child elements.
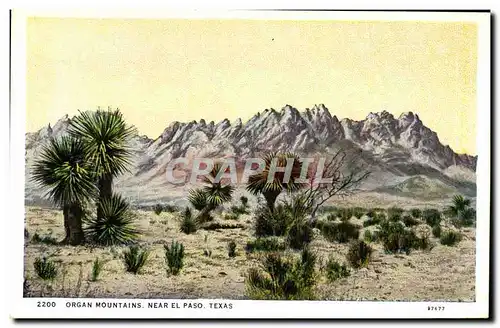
<box><xmin>346</xmin><ymin>240</ymin><xmax>373</xmax><ymax>268</ymax></box>
<box><xmin>34</xmin><ymin>256</ymin><xmax>58</xmax><ymax>280</ymax></box>
<box><xmin>458</xmin><ymin>207</ymin><xmax>476</xmax><ymax>227</ymax></box>
<box><xmin>447</xmin><ymin>195</ymin><xmax>472</xmax><ymax>218</ymax></box>
<box><xmin>68</xmin><ymin>109</ymin><xmax>136</xmax><ymax>222</ymax></box>
<box><xmin>164</xmin><ymin>240</ymin><xmax>185</xmax><ymax>275</ymax></box>
<box><xmin>179</xmin><ymin>207</ymin><xmax>198</xmax><ymax>234</ymax></box>
<box><xmin>90</xmin><ymin>257</ymin><xmax>103</xmax><ymax>282</ymax></box>
<box><xmin>188</xmin><ymin>189</ymin><xmax>209</xmax><ymax>211</ymax></box>
<box><xmin>246</xmin><ymin>152</ymin><xmax>304</xmax><ymax>210</ymax></box>
<box><xmin>123</xmin><ymin>245</ymin><xmax>150</xmax><ymax>274</ymax></box>
<box><xmin>254</xmin><ymin>204</ymin><xmax>292</xmax><ymax>237</ymax></box>
<box><xmin>286</xmin><ymin>219</ymin><xmax>314</xmax><ymax>250</ymax></box>
<box><xmin>245</xmin><ymin>248</ymin><xmax>317</xmax><ymax>300</ymax></box>
<box><xmin>86</xmin><ymin>193</ymin><xmax>139</xmax><ymax>245</ymax></box>
<box><xmin>423</xmin><ymin>209</ymin><xmax>442</xmax><ymax>227</ymax></box>
<box><xmin>31</xmin><ymin>136</ymin><xmax>97</xmax><ymax>245</ymax></box>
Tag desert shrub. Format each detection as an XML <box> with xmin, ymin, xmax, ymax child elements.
<box><xmin>86</xmin><ymin>194</ymin><xmax>139</xmax><ymax>246</ymax></box>
<box><xmin>423</xmin><ymin>209</ymin><xmax>442</xmax><ymax>227</ymax></box>
<box><xmin>326</xmin><ymin>213</ymin><xmax>338</xmax><ymax>221</ymax></box>
<box><xmin>363</xmin><ymin>214</ymin><xmax>382</xmax><ymax>227</ymax></box>
<box><xmin>240</xmin><ymin>196</ymin><xmax>249</xmax><ymax>207</ymax></box>
<box><xmin>245</xmin><ymin>237</ymin><xmax>287</xmax><ymax>253</ymax></box>
<box><xmin>352</xmin><ymin>207</ymin><xmax>366</xmax><ymax>219</ymax></box>
<box><xmin>31</xmin><ymin>233</ymin><xmax>58</xmax><ymax>245</ymax></box>
<box><xmin>164</xmin><ymin>240</ymin><xmax>185</xmax><ymax>275</ymax></box>
<box><xmin>224</xmin><ymin>212</ymin><xmax>241</xmax><ymax>220</ymax></box>
<box><xmin>245</xmin><ymin>248</ymin><xmax>317</xmax><ymax>300</ymax></box>
<box><xmin>377</xmin><ymin>220</ymin><xmax>416</xmax><ymax>255</ymax></box>
<box><xmin>123</xmin><ymin>245</ymin><xmax>150</xmax><ymax>274</ymax></box>
<box><xmin>286</xmin><ymin>220</ymin><xmax>314</xmax><ymax>250</ymax></box>
<box><xmin>90</xmin><ymin>257</ymin><xmax>103</xmax><ymax>282</ymax></box>
<box><xmin>363</xmin><ymin>229</ymin><xmax>374</xmax><ymax>243</ymax></box>
<box><xmin>320</xmin><ymin>221</ymin><xmax>360</xmax><ymax>243</ymax></box>
<box><xmin>179</xmin><ymin>207</ymin><xmax>198</xmax><ymax>234</ymax></box>
<box><xmin>153</xmin><ymin>204</ymin><xmax>163</xmax><ymax>215</ymax></box>
<box><xmin>163</xmin><ymin>204</ymin><xmax>178</xmax><ymax>213</ymax></box>
<box><xmin>34</xmin><ymin>256</ymin><xmax>58</xmax><ymax>280</ymax></box>
<box><xmin>201</xmin><ymin>221</ymin><xmax>245</xmax><ymax>231</ymax></box>
<box><xmin>410</xmin><ymin>208</ymin><xmax>422</xmax><ymax>218</ymax></box>
<box><xmin>339</xmin><ymin>208</ymin><xmax>354</xmax><ymax>222</ymax></box>
<box><xmin>325</xmin><ymin>257</ymin><xmax>350</xmax><ymax>282</ymax></box>
<box><xmin>440</xmin><ymin>230</ymin><xmax>462</xmax><ymax>246</ymax></box>
<box><xmin>230</xmin><ymin>197</ymin><xmax>250</xmax><ymax>216</ymax></box>
<box><xmin>403</xmin><ymin>215</ymin><xmax>419</xmax><ymax>227</ymax></box>
<box><xmin>366</xmin><ymin>209</ymin><xmax>376</xmax><ymax>219</ymax></box>
<box><xmin>254</xmin><ymin>205</ymin><xmax>292</xmax><ymax>237</ymax></box>
<box><xmin>388</xmin><ymin>207</ymin><xmax>404</xmax><ymax>222</ymax></box>
<box><xmin>346</xmin><ymin>240</ymin><xmax>373</xmax><ymax>268</ymax></box>
<box><xmin>228</xmin><ymin>240</ymin><xmax>237</xmax><ymax>258</ymax></box>
<box><xmin>432</xmin><ymin>225</ymin><xmax>442</xmax><ymax>238</ymax></box>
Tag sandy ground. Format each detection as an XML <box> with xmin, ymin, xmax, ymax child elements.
<box><xmin>23</xmin><ymin>202</ymin><xmax>476</xmax><ymax>301</ymax></box>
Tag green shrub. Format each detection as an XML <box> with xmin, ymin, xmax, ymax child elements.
<box><xmin>339</xmin><ymin>208</ymin><xmax>354</xmax><ymax>222</ymax></box>
<box><xmin>153</xmin><ymin>204</ymin><xmax>163</xmax><ymax>215</ymax></box>
<box><xmin>164</xmin><ymin>240</ymin><xmax>185</xmax><ymax>275</ymax></box>
<box><xmin>224</xmin><ymin>212</ymin><xmax>241</xmax><ymax>220</ymax></box>
<box><xmin>346</xmin><ymin>240</ymin><xmax>373</xmax><ymax>268</ymax></box>
<box><xmin>388</xmin><ymin>207</ymin><xmax>404</xmax><ymax>222</ymax></box>
<box><xmin>457</xmin><ymin>208</ymin><xmax>476</xmax><ymax>227</ymax></box>
<box><xmin>325</xmin><ymin>257</ymin><xmax>350</xmax><ymax>282</ymax></box>
<box><xmin>423</xmin><ymin>209</ymin><xmax>442</xmax><ymax>227</ymax></box>
<box><xmin>352</xmin><ymin>207</ymin><xmax>366</xmax><ymax>219</ymax></box>
<box><xmin>363</xmin><ymin>215</ymin><xmax>382</xmax><ymax>227</ymax></box>
<box><xmin>201</xmin><ymin>221</ymin><xmax>245</xmax><ymax>230</ymax></box>
<box><xmin>179</xmin><ymin>207</ymin><xmax>198</xmax><ymax>234</ymax></box>
<box><xmin>123</xmin><ymin>245</ymin><xmax>150</xmax><ymax>274</ymax></box>
<box><xmin>31</xmin><ymin>233</ymin><xmax>58</xmax><ymax>245</ymax></box>
<box><xmin>254</xmin><ymin>205</ymin><xmax>292</xmax><ymax>237</ymax></box>
<box><xmin>286</xmin><ymin>220</ymin><xmax>314</xmax><ymax>250</ymax></box>
<box><xmin>432</xmin><ymin>225</ymin><xmax>442</xmax><ymax>238</ymax></box>
<box><xmin>34</xmin><ymin>256</ymin><xmax>57</xmax><ymax>280</ymax></box>
<box><xmin>403</xmin><ymin>215</ymin><xmax>420</xmax><ymax>227</ymax></box>
<box><xmin>245</xmin><ymin>248</ymin><xmax>317</xmax><ymax>300</ymax></box>
<box><xmin>228</xmin><ymin>241</ymin><xmax>237</xmax><ymax>258</ymax></box>
<box><xmin>90</xmin><ymin>257</ymin><xmax>103</xmax><ymax>282</ymax></box>
<box><xmin>377</xmin><ymin>220</ymin><xmax>415</xmax><ymax>255</ymax></box>
<box><xmin>326</xmin><ymin>213</ymin><xmax>338</xmax><ymax>221</ymax></box>
<box><xmin>410</xmin><ymin>208</ymin><xmax>422</xmax><ymax>218</ymax></box>
<box><xmin>86</xmin><ymin>194</ymin><xmax>139</xmax><ymax>246</ymax></box>
<box><xmin>240</xmin><ymin>196</ymin><xmax>249</xmax><ymax>207</ymax></box>
<box><xmin>440</xmin><ymin>230</ymin><xmax>462</xmax><ymax>246</ymax></box>
<box><xmin>366</xmin><ymin>209</ymin><xmax>376</xmax><ymax>219</ymax></box>
<box><xmin>363</xmin><ymin>229</ymin><xmax>374</xmax><ymax>243</ymax></box>
<box><xmin>320</xmin><ymin>221</ymin><xmax>360</xmax><ymax>243</ymax></box>
<box><xmin>245</xmin><ymin>237</ymin><xmax>287</xmax><ymax>253</ymax></box>
<box><xmin>163</xmin><ymin>204</ymin><xmax>178</xmax><ymax>213</ymax></box>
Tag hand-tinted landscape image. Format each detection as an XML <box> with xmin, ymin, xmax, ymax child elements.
<box><xmin>23</xmin><ymin>17</ymin><xmax>478</xmax><ymax>301</ymax></box>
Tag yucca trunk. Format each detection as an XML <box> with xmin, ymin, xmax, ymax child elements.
<box><xmin>62</xmin><ymin>203</ymin><xmax>85</xmax><ymax>245</ymax></box>
<box><xmin>97</xmin><ymin>173</ymin><xmax>113</xmax><ymax>219</ymax></box>
<box><xmin>264</xmin><ymin>190</ymin><xmax>281</xmax><ymax>211</ymax></box>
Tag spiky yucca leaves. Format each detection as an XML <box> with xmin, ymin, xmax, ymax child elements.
<box><xmin>68</xmin><ymin>108</ymin><xmax>136</xmax><ymax>181</ymax></box>
<box><xmin>68</xmin><ymin>109</ymin><xmax>137</xmax><ymax>221</ymax></box>
<box><xmin>254</xmin><ymin>204</ymin><xmax>293</xmax><ymax>237</ymax></box>
<box><xmin>201</xmin><ymin>163</ymin><xmax>235</xmax><ymax>207</ymax></box>
<box><xmin>34</xmin><ymin>257</ymin><xmax>58</xmax><ymax>280</ymax></box>
<box><xmin>188</xmin><ymin>189</ymin><xmax>209</xmax><ymax>211</ymax></box>
<box><xmin>86</xmin><ymin>194</ymin><xmax>139</xmax><ymax>245</ymax></box>
<box><xmin>123</xmin><ymin>245</ymin><xmax>150</xmax><ymax>274</ymax></box>
<box><xmin>179</xmin><ymin>207</ymin><xmax>198</xmax><ymax>234</ymax></box>
<box><xmin>164</xmin><ymin>240</ymin><xmax>185</xmax><ymax>275</ymax></box>
<box><xmin>447</xmin><ymin>195</ymin><xmax>472</xmax><ymax>218</ymax></box>
<box><xmin>31</xmin><ymin>136</ymin><xmax>96</xmax><ymax>245</ymax></box>
<box><xmin>246</xmin><ymin>248</ymin><xmax>317</xmax><ymax>300</ymax></box>
<box><xmin>457</xmin><ymin>207</ymin><xmax>476</xmax><ymax>227</ymax></box>
<box><xmin>246</xmin><ymin>152</ymin><xmax>305</xmax><ymax>210</ymax></box>
<box><xmin>346</xmin><ymin>240</ymin><xmax>373</xmax><ymax>268</ymax></box>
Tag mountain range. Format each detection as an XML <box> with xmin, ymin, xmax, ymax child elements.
<box><xmin>25</xmin><ymin>104</ymin><xmax>477</xmax><ymax>206</ymax></box>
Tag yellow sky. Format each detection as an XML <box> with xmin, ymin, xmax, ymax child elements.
<box><xmin>26</xmin><ymin>18</ymin><xmax>477</xmax><ymax>155</ymax></box>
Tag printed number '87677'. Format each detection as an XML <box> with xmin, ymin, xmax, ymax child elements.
<box><xmin>428</xmin><ymin>306</ymin><xmax>445</xmax><ymax>311</ymax></box>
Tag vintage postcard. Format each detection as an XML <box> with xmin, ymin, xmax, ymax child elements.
<box><xmin>8</xmin><ymin>9</ymin><xmax>491</xmax><ymax>319</ymax></box>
